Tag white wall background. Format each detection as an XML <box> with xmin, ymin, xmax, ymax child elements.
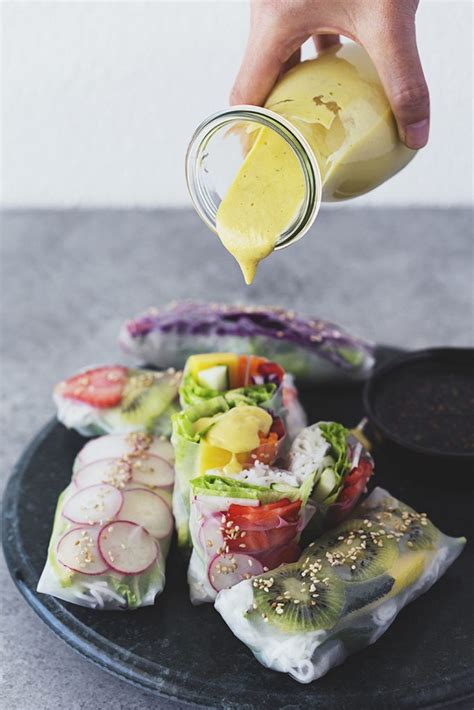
<box><xmin>1</xmin><ymin>0</ymin><xmax>473</xmax><ymax>208</ymax></box>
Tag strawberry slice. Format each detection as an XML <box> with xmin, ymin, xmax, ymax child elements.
<box><xmin>57</xmin><ymin>366</ymin><xmax>128</xmax><ymax>408</ymax></box>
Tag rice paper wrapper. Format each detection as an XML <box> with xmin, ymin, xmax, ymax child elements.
<box><xmin>215</xmin><ymin>487</ymin><xmax>466</xmax><ymax>683</ymax></box>
<box><xmin>119</xmin><ymin>302</ymin><xmax>375</xmax><ymax>383</ymax></box>
<box><xmin>54</xmin><ymin>366</ymin><xmax>181</xmax><ymax>438</ymax></box>
<box><xmin>38</xmin><ymin>436</ymin><xmax>174</xmax><ymax>610</ymax></box>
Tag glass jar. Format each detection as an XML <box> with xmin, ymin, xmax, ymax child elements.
<box><xmin>186</xmin><ymin>42</ymin><xmax>416</xmax><ymax>250</ymax></box>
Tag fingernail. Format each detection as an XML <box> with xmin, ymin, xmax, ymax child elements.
<box><xmin>404</xmin><ymin>119</ymin><xmax>429</xmax><ymax>149</ymax></box>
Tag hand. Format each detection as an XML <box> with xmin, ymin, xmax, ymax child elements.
<box><xmin>231</xmin><ymin>0</ymin><xmax>430</xmax><ymax>149</ymax></box>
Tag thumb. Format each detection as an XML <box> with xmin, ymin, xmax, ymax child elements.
<box><xmin>364</xmin><ymin>20</ymin><xmax>430</xmax><ymax>149</ymax></box>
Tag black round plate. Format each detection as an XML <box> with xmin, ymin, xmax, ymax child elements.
<box><xmin>2</xmin><ymin>348</ymin><xmax>473</xmax><ymax>709</ymax></box>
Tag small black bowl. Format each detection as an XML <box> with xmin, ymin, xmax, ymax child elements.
<box><xmin>363</xmin><ymin>347</ymin><xmax>474</xmax><ymax>485</ymax></box>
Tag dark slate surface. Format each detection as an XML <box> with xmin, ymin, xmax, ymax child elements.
<box><xmin>1</xmin><ymin>207</ymin><xmax>473</xmax><ymax>709</ymax></box>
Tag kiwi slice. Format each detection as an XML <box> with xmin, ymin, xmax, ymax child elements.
<box><xmin>343</xmin><ymin>575</ymin><xmax>395</xmax><ymax>616</ymax></box>
<box><xmin>366</xmin><ymin>503</ymin><xmax>438</xmax><ymax>552</ymax></box>
<box><xmin>250</xmin><ymin>561</ymin><xmax>345</xmax><ymax>633</ymax></box>
<box><xmin>305</xmin><ymin>519</ymin><xmax>399</xmax><ymax>582</ymax></box>
<box><xmin>120</xmin><ymin>371</ymin><xmax>176</xmax><ymax>427</ymax></box>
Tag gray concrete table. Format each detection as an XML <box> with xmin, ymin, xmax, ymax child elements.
<box><xmin>1</xmin><ymin>207</ymin><xmax>472</xmax><ymax>709</ymax></box>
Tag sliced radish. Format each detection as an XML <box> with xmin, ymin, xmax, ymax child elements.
<box><xmin>74</xmin><ymin>458</ymin><xmax>132</xmax><ymax>489</ymax></box>
<box><xmin>131</xmin><ymin>455</ymin><xmax>174</xmax><ymax>487</ymax></box>
<box><xmin>98</xmin><ymin>521</ymin><xmax>158</xmax><ymax>575</ymax></box>
<box><xmin>57</xmin><ymin>526</ymin><xmax>109</xmax><ymax>575</ymax></box>
<box><xmin>208</xmin><ymin>552</ymin><xmax>264</xmax><ymax>592</ymax></box>
<box><xmin>118</xmin><ymin>488</ymin><xmax>173</xmax><ymax>540</ymax></box>
<box><xmin>75</xmin><ymin>433</ymin><xmax>174</xmax><ymax>471</ymax></box>
<box><xmin>199</xmin><ymin>514</ymin><xmax>225</xmax><ymax>557</ymax></box>
<box><xmin>147</xmin><ymin>487</ymin><xmax>172</xmax><ymax>509</ymax></box>
<box><xmin>62</xmin><ymin>484</ymin><xmax>123</xmax><ymax>525</ymax></box>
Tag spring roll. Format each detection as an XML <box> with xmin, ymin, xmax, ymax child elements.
<box><xmin>171</xmin><ymin>400</ymin><xmax>288</xmax><ymax>546</ymax></box>
<box><xmin>37</xmin><ymin>433</ymin><xmax>174</xmax><ymax>609</ymax></box>
<box><xmin>215</xmin><ymin>487</ymin><xmax>466</xmax><ymax>683</ymax></box>
<box><xmin>119</xmin><ymin>301</ymin><xmax>375</xmax><ymax>382</ymax></box>
<box><xmin>53</xmin><ymin>365</ymin><xmax>181</xmax><ymax>437</ymax></box>
<box><xmin>288</xmin><ymin>422</ymin><xmax>374</xmax><ymax>536</ymax></box>
<box><xmin>188</xmin><ymin>465</ymin><xmax>317</xmax><ymax>604</ymax></box>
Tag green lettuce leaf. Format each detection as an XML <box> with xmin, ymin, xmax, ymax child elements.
<box><xmin>190</xmin><ymin>472</ymin><xmax>316</xmax><ymax>505</ymax></box>
<box><xmin>319</xmin><ymin>422</ymin><xmax>350</xmax><ymax>482</ymax></box>
<box><xmin>181</xmin><ymin>396</ymin><xmax>229</xmax><ymax>424</ymax></box>
<box><xmin>225</xmin><ymin>383</ymin><xmax>277</xmax><ymax>407</ymax></box>
<box><xmin>180</xmin><ymin>371</ymin><xmax>278</xmax><ymax>411</ymax></box>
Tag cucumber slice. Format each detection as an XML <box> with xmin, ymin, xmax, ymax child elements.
<box><xmin>313</xmin><ymin>468</ymin><xmax>337</xmax><ymax>502</ymax></box>
<box><xmin>197</xmin><ymin>366</ymin><xmax>229</xmax><ymax>392</ymax></box>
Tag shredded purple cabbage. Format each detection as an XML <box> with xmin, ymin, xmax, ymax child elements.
<box><xmin>120</xmin><ymin>301</ymin><xmax>374</xmax><ymax>371</ymax></box>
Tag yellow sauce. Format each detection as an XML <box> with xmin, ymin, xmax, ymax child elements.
<box><xmin>216</xmin><ymin>43</ymin><xmax>416</xmax><ymax>284</ymax></box>
<box><xmin>216</xmin><ymin>128</ymin><xmax>305</xmax><ymax>284</ymax></box>
<box><xmin>196</xmin><ymin>405</ymin><xmax>272</xmax><ymax>475</ymax></box>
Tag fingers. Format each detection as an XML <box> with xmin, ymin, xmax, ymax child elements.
<box><xmin>363</xmin><ymin>19</ymin><xmax>430</xmax><ymax>148</ymax></box>
<box><xmin>230</xmin><ymin>6</ymin><xmax>305</xmax><ymax>106</ymax></box>
<box><xmin>230</xmin><ymin>31</ymin><xmax>281</xmax><ymax>105</ymax></box>
<box><xmin>314</xmin><ymin>34</ymin><xmax>341</xmax><ymax>54</ymax></box>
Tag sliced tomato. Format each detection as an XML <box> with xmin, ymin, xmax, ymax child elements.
<box><xmin>263</xmin><ymin>498</ymin><xmax>291</xmax><ymax>510</ymax></box>
<box><xmin>257</xmin><ymin>541</ymin><xmax>301</xmax><ymax>570</ymax></box>
<box><xmin>265</xmin><ymin>499</ymin><xmax>302</xmax><ymax>523</ymax></box>
<box><xmin>227</xmin><ymin>522</ymin><xmax>299</xmax><ymax>554</ymax></box>
<box><xmin>227</xmin><ymin>529</ymin><xmax>269</xmax><ymax>553</ymax></box>
<box><xmin>328</xmin><ymin>459</ymin><xmax>374</xmax><ymax>525</ymax></box>
<box><xmin>265</xmin><ymin>523</ymin><xmax>299</xmax><ymax>549</ymax></box>
<box><xmin>227</xmin><ymin>498</ymin><xmax>301</xmax><ymax>528</ymax></box>
<box><xmin>57</xmin><ymin>366</ymin><xmax>128</xmax><ymax>408</ymax></box>
<box><xmin>345</xmin><ymin>458</ymin><xmax>373</xmax><ymax>486</ymax></box>
<box><xmin>228</xmin><ymin>502</ymin><xmax>262</xmax><ymax>517</ymax></box>
<box><xmin>228</xmin><ymin>511</ymin><xmax>280</xmax><ymax>529</ymax></box>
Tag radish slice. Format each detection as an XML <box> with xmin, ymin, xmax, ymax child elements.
<box><xmin>131</xmin><ymin>455</ymin><xmax>174</xmax><ymax>487</ymax></box>
<box><xmin>75</xmin><ymin>434</ymin><xmax>174</xmax><ymax>471</ymax></box>
<box><xmin>62</xmin><ymin>484</ymin><xmax>123</xmax><ymax>525</ymax></box>
<box><xmin>98</xmin><ymin>521</ymin><xmax>158</xmax><ymax>574</ymax></box>
<box><xmin>152</xmin><ymin>487</ymin><xmax>172</xmax><ymax>509</ymax></box>
<box><xmin>74</xmin><ymin>458</ymin><xmax>132</xmax><ymax>489</ymax></box>
<box><xmin>118</xmin><ymin>488</ymin><xmax>173</xmax><ymax>540</ymax></box>
<box><xmin>208</xmin><ymin>553</ymin><xmax>263</xmax><ymax>592</ymax></box>
<box><xmin>199</xmin><ymin>515</ymin><xmax>225</xmax><ymax>557</ymax></box>
<box><xmin>57</xmin><ymin>527</ymin><xmax>109</xmax><ymax>575</ymax></box>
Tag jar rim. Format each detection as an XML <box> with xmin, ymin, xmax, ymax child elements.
<box><xmin>185</xmin><ymin>105</ymin><xmax>322</xmax><ymax>250</ymax></box>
